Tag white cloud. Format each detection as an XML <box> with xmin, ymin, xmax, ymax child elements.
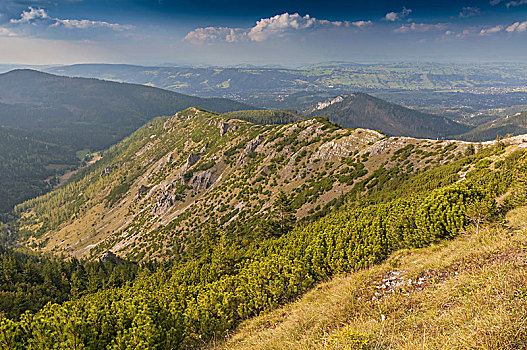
<box><xmin>477</xmin><ymin>21</ymin><xmax>527</xmax><ymax>35</ymax></box>
<box><xmin>506</xmin><ymin>0</ymin><xmax>527</xmax><ymax>7</ymax></box>
<box><xmin>506</xmin><ymin>21</ymin><xmax>527</xmax><ymax>32</ymax></box>
<box><xmin>185</xmin><ymin>13</ymin><xmax>369</xmax><ymax>44</ymax></box>
<box><xmin>394</xmin><ymin>22</ymin><xmax>445</xmax><ymax>33</ymax></box>
<box><xmin>10</xmin><ymin>7</ymin><xmax>132</xmax><ymax>31</ymax></box>
<box><xmin>10</xmin><ymin>7</ymin><xmax>49</xmax><ymax>24</ymax></box>
<box><xmin>53</xmin><ymin>19</ymin><xmax>133</xmax><ymax>31</ymax></box>
<box><xmin>248</xmin><ymin>13</ymin><xmax>349</xmax><ymax>42</ymax></box>
<box><xmin>384</xmin><ymin>7</ymin><xmax>412</xmax><ymax>22</ymax></box>
<box><xmin>480</xmin><ymin>25</ymin><xmax>504</xmax><ymax>35</ymax></box>
<box><xmin>184</xmin><ymin>27</ymin><xmax>247</xmax><ymax>44</ymax></box>
<box><xmin>459</xmin><ymin>7</ymin><xmax>481</xmax><ymax>18</ymax></box>
<box><xmin>351</xmin><ymin>20</ymin><xmax>372</xmax><ymax>28</ymax></box>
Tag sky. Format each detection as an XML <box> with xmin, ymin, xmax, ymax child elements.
<box><xmin>0</xmin><ymin>0</ymin><xmax>526</xmax><ymax>66</ymax></box>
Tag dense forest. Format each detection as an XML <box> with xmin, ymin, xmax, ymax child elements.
<box><xmin>0</xmin><ymin>140</ymin><xmax>522</xmax><ymax>348</ymax></box>
<box><xmin>0</xmin><ymin>126</ymin><xmax>76</xmax><ymax>215</ymax></box>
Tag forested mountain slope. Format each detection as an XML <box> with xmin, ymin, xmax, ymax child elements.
<box><xmin>0</xmin><ymin>70</ymin><xmax>253</xmax><ymax>214</ymax></box>
<box><xmin>0</xmin><ymin>69</ymin><xmax>253</xmax><ymax>151</ymax></box>
<box><xmin>15</xmin><ymin>108</ymin><xmax>473</xmax><ymax>262</ymax></box>
<box><xmin>459</xmin><ymin>110</ymin><xmax>527</xmax><ymax>141</ymax></box>
<box><xmin>310</xmin><ymin>93</ymin><xmax>470</xmax><ymax>139</ymax></box>
<box><xmin>0</xmin><ymin>126</ymin><xmax>76</xmax><ymax>214</ymax></box>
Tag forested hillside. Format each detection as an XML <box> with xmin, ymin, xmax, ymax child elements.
<box><xmin>459</xmin><ymin>110</ymin><xmax>527</xmax><ymax>141</ymax></box>
<box><xmin>0</xmin><ymin>126</ymin><xmax>76</xmax><ymax>215</ymax></box>
<box><xmin>310</xmin><ymin>93</ymin><xmax>470</xmax><ymax>138</ymax></box>
<box><xmin>0</xmin><ymin>70</ymin><xmax>253</xmax><ymax>214</ymax></box>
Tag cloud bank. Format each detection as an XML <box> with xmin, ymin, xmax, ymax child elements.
<box><xmin>185</xmin><ymin>13</ymin><xmax>371</xmax><ymax>44</ymax></box>
<box><xmin>10</xmin><ymin>7</ymin><xmax>132</xmax><ymax>31</ymax></box>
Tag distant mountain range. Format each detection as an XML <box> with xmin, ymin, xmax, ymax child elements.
<box><xmin>42</xmin><ymin>63</ymin><xmax>527</xmax><ymax>116</ymax></box>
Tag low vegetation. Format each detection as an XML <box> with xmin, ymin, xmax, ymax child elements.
<box><xmin>0</xmin><ymin>124</ymin><xmax>524</xmax><ymax>348</ymax></box>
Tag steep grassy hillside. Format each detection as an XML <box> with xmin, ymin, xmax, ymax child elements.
<box><xmin>14</xmin><ymin>108</ymin><xmax>474</xmax><ymax>262</ymax></box>
<box><xmin>0</xmin><ymin>69</ymin><xmax>253</xmax><ymax>214</ymax></box>
<box><xmin>310</xmin><ymin>93</ymin><xmax>470</xmax><ymax>139</ymax></box>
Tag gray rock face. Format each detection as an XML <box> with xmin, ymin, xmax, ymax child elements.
<box><xmin>189</xmin><ymin>169</ymin><xmax>215</xmax><ymax>191</ymax></box>
<box><xmin>137</xmin><ymin>185</ymin><xmax>149</xmax><ymax>197</ymax></box>
<box><xmin>237</xmin><ymin>135</ymin><xmax>265</xmax><ymax>166</ymax></box>
<box><xmin>219</xmin><ymin>122</ymin><xmax>230</xmax><ymax>137</ymax></box>
<box><xmin>100</xmin><ymin>163</ymin><xmax>118</xmax><ymax>177</ymax></box>
<box><xmin>152</xmin><ymin>188</ymin><xmax>181</xmax><ymax>215</ymax></box>
<box><xmin>186</xmin><ymin>153</ymin><xmax>201</xmax><ymax>168</ymax></box>
<box><xmin>100</xmin><ymin>251</ymin><xmax>125</xmax><ymax>264</ymax></box>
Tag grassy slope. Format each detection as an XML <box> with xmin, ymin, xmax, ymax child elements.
<box><xmin>218</xmin><ymin>207</ymin><xmax>527</xmax><ymax>350</ymax></box>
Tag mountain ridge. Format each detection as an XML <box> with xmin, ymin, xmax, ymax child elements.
<box><xmin>15</xmin><ymin>107</ymin><xmax>477</xmax><ymax>261</ymax></box>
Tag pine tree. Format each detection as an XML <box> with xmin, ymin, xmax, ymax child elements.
<box><xmin>273</xmin><ymin>191</ymin><xmax>296</xmax><ymax>236</ymax></box>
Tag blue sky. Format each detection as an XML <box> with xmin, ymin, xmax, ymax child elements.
<box><xmin>0</xmin><ymin>0</ymin><xmax>526</xmax><ymax>66</ymax></box>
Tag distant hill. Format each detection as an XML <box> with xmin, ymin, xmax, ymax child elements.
<box><xmin>0</xmin><ymin>69</ymin><xmax>253</xmax><ymax>214</ymax></box>
<box><xmin>0</xmin><ymin>69</ymin><xmax>253</xmax><ymax>151</ymax></box>
<box><xmin>458</xmin><ymin>111</ymin><xmax>527</xmax><ymax>141</ymax></box>
<box><xmin>310</xmin><ymin>93</ymin><xmax>471</xmax><ymax>139</ymax></box>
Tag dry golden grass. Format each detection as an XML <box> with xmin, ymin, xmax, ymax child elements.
<box><xmin>214</xmin><ymin>207</ymin><xmax>527</xmax><ymax>350</ymax></box>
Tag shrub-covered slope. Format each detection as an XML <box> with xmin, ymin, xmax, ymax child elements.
<box><xmin>14</xmin><ymin>108</ymin><xmax>473</xmax><ymax>262</ymax></box>
<box><xmin>219</xmin><ymin>205</ymin><xmax>527</xmax><ymax>350</ymax></box>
